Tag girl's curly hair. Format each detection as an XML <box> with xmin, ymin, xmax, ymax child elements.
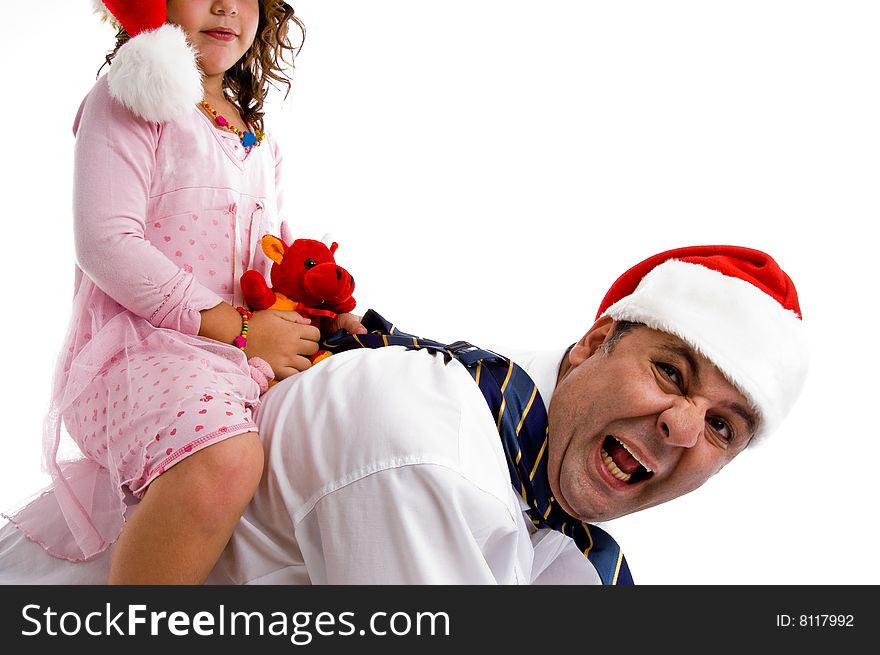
<box><xmin>101</xmin><ymin>1</ymin><xmax>305</xmax><ymax>133</ymax></box>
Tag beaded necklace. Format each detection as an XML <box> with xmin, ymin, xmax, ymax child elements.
<box><xmin>200</xmin><ymin>100</ymin><xmax>265</xmax><ymax>148</ymax></box>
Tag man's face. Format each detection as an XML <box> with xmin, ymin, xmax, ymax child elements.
<box><xmin>547</xmin><ymin>318</ymin><xmax>759</xmax><ymax>522</ymax></box>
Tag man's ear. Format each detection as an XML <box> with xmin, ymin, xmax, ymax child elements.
<box><xmin>569</xmin><ymin>315</ymin><xmax>615</xmax><ymax>366</ymax></box>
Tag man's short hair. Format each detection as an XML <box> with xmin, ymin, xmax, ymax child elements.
<box><xmin>601</xmin><ymin>320</ymin><xmax>639</xmax><ymax>355</ymax></box>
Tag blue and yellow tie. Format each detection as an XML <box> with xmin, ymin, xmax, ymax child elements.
<box><xmin>323</xmin><ymin>310</ymin><xmax>634</xmax><ymax>585</ymax></box>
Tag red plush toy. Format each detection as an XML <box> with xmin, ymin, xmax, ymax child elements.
<box><xmin>240</xmin><ymin>235</ymin><xmax>356</xmax><ymax>374</ymax></box>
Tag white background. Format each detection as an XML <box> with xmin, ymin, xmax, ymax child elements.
<box><xmin>1</xmin><ymin>1</ymin><xmax>878</xmax><ymax>584</ymax></box>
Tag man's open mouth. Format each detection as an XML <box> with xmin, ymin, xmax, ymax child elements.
<box><xmin>601</xmin><ymin>435</ymin><xmax>653</xmax><ymax>484</ymax></box>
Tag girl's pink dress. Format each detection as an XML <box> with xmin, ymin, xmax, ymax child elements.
<box><xmin>3</xmin><ymin>76</ymin><xmax>285</xmax><ymax>562</ymax></box>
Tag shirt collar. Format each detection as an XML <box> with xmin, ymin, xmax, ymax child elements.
<box><xmin>499</xmin><ymin>346</ymin><xmax>569</xmax><ymax>414</ymax></box>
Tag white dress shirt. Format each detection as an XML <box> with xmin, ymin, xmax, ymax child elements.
<box><xmin>215</xmin><ymin>345</ymin><xmax>603</xmax><ymax>584</ymax></box>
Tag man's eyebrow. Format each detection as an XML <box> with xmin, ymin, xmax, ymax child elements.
<box><xmin>724</xmin><ymin>401</ymin><xmax>759</xmax><ymax>438</ymax></box>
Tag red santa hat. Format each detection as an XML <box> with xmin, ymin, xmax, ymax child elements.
<box><xmin>92</xmin><ymin>0</ymin><xmax>202</xmax><ymax>123</ymax></box>
<box><xmin>596</xmin><ymin>245</ymin><xmax>808</xmax><ymax>443</ymax></box>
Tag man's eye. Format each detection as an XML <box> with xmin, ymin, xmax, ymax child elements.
<box><xmin>656</xmin><ymin>362</ymin><xmax>683</xmax><ymax>388</ymax></box>
<box><xmin>708</xmin><ymin>417</ymin><xmax>734</xmax><ymax>442</ymax></box>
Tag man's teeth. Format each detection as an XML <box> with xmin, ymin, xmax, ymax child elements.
<box><xmin>617</xmin><ymin>437</ymin><xmax>652</xmax><ymax>473</ymax></box>
<box><xmin>601</xmin><ymin>449</ymin><xmax>631</xmax><ymax>482</ymax></box>
<box><xmin>600</xmin><ymin>437</ymin><xmax>654</xmax><ymax>483</ymax></box>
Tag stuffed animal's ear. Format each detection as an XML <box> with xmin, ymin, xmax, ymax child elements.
<box><xmin>329</xmin><ymin>242</ymin><xmax>339</xmax><ymax>254</ymax></box>
<box><xmin>261</xmin><ymin>235</ymin><xmax>287</xmax><ymax>264</ymax></box>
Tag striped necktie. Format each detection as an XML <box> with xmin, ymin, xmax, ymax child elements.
<box><xmin>323</xmin><ymin>310</ymin><xmax>634</xmax><ymax>585</ymax></box>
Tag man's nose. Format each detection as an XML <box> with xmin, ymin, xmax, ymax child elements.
<box><xmin>657</xmin><ymin>400</ymin><xmax>703</xmax><ymax>448</ymax></box>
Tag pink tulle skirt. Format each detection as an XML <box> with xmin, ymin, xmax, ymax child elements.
<box><xmin>2</xmin><ymin>277</ymin><xmax>261</xmax><ymax>562</ymax></box>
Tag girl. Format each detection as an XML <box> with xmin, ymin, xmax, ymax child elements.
<box><xmin>3</xmin><ymin>0</ymin><xmax>362</xmax><ymax>583</ymax></box>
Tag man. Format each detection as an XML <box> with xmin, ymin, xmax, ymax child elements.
<box><xmin>0</xmin><ymin>244</ymin><xmax>808</xmax><ymax>585</ymax></box>
<box><xmin>214</xmin><ymin>244</ymin><xmax>808</xmax><ymax>584</ymax></box>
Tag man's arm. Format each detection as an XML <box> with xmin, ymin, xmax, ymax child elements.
<box><xmin>296</xmin><ymin>463</ymin><xmax>526</xmax><ymax>584</ymax></box>
<box><xmin>237</xmin><ymin>347</ymin><xmax>533</xmax><ymax>584</ymax></box>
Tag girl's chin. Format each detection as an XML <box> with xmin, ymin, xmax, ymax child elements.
<box><xmin>197</xmin><ymin>62</ymin><xmax>237</xmax><ymax>80</ymax></box>
<box><xmin>195</xmin><ymin>52</ymin><xmax>241</xmax><ymax>74</ymax></box>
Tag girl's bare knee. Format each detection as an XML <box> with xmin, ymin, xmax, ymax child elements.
<box><xmin>150</xmin><ymin>431</ymin><xmax>263</xmax><ymax>526</ymax></box>
<box><xmin>201</xmin><ymin>431</ymin><xmax>264</xmax><ymax>505</ymax></box>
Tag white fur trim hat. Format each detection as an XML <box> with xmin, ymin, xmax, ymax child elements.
<box><xmin>596</xmin><ymin>245</ymin><xmax>808</xmax><ymax>442</ymax></box>
<box><xmin>92</xmin><ymin>0</ymin><xmax>202</xmax><ymax>123</ymax></box>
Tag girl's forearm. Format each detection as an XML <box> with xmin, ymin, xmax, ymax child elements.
<box><xmin>198</xmin><ymin>302</ymin><xmax>243</xmax><ymax>345</ymax></box>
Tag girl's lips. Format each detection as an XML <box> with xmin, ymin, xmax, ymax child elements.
<box><xmin>203</xmin><ymin>30</ymin><xmax>236</xmax><ymax>42</ymax></box>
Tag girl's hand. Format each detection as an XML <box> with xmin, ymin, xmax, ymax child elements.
<box><xmin>325</xmin><ymin>312</ymin><xmax>367</xmax><ymax>337</ymax></box>
<box><xmin>244</xmin><ymin>309</ymin><xmax>321</xmax><ymax>380</ymax></box>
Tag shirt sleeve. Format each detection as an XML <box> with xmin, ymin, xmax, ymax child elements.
<box><xmin>296</xmin><ymin>464</ymin><xmax>526</xmax><ymax>584</ymax></box>
<box><xmin>71</xmin><ymin>78</ymin><xmax>223</xmax><ymax>334</ymax></box>
<box><xmin>529</xmin><ymin>529</ymin><xmax>602</xmax><ymax>584</ymax></box>
<box><xmin>246</xmin><ymin>348</ymin><xmax>532</xmax><ymax>584</ymax></box>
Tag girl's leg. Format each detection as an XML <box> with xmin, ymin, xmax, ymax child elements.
<box><xmin>107</xmin><ymin>431</ymin><xmax>264</xmax><ymax>584</ymax></box>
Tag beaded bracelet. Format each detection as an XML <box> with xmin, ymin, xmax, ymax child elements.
<box><xmin>234</xmin><ymin>306</ymin><xmax>253</xmax><ymax>350</ymax></box>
